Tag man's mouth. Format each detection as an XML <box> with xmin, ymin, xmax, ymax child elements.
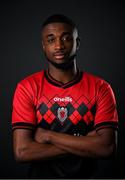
<box><xmin>54</xmin><ymin>52</ymin><xmax>65</xmax><ymax>60</ymax></box>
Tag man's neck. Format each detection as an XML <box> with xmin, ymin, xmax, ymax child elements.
<box><xmin>48</xmin><ymin>63</ymin><xmax>78</xmax><ymax>84</ymax></box>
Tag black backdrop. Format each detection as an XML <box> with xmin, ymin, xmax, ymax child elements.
<box><xmin>0</xmin><ymin>0</ymin><xmax>125</xmax><ymax>178</ymax></box>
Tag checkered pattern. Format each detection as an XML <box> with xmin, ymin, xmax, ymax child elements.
<box><xmin>38</xmin><ymin>94</ymin><xmax>94</xmax><ymax>125</ymax></box>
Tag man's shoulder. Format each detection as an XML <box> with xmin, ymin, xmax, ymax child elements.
<box><xmin>83</xmin><ymin>71</ymin><xmax>109</xmax><ymax>85</ymax></box>
<box><xmin>17</xmin><ymin>70</ymin><xmax>45</xmax><ymax>89</ymax></box>
<box><xmin>19</xmin><ymin>70</ymin><xmax>44</xmax><ymax>84</ymax></box>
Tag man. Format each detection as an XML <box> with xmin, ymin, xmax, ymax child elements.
<box><xmin>12</xmin><ymin>14</ymin><xmax>118</xmax><ymax>178</ymax></box>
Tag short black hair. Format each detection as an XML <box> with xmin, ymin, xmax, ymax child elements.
<box><xmin>42</xmin><ymin>14</ymin><xmax>77</xmax><ymax>30</ymax></box>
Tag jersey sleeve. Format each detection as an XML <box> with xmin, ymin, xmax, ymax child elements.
<box><xmin>12</xmin><ymin>81</ymin><xmax>36</xmax><ymax>130</ymax></box>
<box><xmin>94</xmin><ymin>81</ymin><xmax>118</xmax><ymax>131</ymax></box>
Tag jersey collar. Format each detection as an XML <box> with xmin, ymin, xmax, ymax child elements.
<box><xmin>44</xmin><ymin>69</ymin><xmax>83</xmax><ymax>88</ymax></box>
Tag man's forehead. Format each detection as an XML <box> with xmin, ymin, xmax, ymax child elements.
<box><xmin>42</xmin><ymin>22</ymin><xmax>77</xmax><ymax>36</ymax></box>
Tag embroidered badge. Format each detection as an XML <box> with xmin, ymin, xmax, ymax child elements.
<box><xmin>57</xmin><ymin>107</ymin><xmax>68</xmax><ymax>124</ymax></box>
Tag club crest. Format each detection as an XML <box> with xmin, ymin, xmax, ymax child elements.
<box><xmin>57</xmin><ymin>107</ymin><xmax>68</xmax><ymax>123</ymax></box>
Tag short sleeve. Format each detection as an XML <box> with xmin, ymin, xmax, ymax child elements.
<box><xmin>94</xmin><ymin>81</ymin><xmax>118</xmax><ymax>131</ymax></box>
<box><xmin>12</xmin><ymin>82</ymin><xmax>36</xmax><ymax>130</ymax></box>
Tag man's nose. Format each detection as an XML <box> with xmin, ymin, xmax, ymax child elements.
<box><xmin>55</xmin><ymin>39</ymin><xmax>64</xmax><ymax>50</ymax></box>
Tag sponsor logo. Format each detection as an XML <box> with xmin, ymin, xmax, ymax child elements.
<box><xmin>54</xmin><ymin>96</ymin><xmax>72</xmax><ymax>102</ymax></box>
<box><xmin>73</xmin><ymin>133</ymin><xmax>82</xmax><ymax>136</ymax></box>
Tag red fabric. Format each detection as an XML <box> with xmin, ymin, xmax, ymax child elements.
<box><xmin>12</xmin><ymin>70</ymin><xmax>118</xmax><ymax>130</ymax></box>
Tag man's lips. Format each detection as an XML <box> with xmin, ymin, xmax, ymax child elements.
<box><xmin>53</xmin><ymin>52</ymin><xmax>65</xmax><ymax>60</ymax></box>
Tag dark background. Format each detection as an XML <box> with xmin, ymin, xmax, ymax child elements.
<box><xmin>0</xmin><ymin>0</ymin><xmax>125</xmax><ymax>178</ymax></box>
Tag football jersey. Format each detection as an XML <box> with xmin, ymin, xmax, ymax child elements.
<box><xmin>12</xmin><ymin>69</ymin><xmax>118</xmax><ymax>178</ymax></box>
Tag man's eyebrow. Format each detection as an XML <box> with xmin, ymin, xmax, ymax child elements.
<box><xmin>46</xmin><ymin>34</ymin><xmax>54</xmax><ymax>38</ymax></box>
<box><xmin>62</xmin><ymin>32</ymin><xmax>72</xmax><ymax>36</ymax></box>
<box><xmin>46</xmin><ymin>32</ymin><xmax>72</xmax><ymax>38</ymax></box>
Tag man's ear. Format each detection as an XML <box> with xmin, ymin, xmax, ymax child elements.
<box><xmin>76</xmin><ymin>37</ymin><xmax>80</xmax><ymax>50</ymax></box>
<box><xmin>42</xmin><ymin>41</ymin><xmax>45</xmax><ymax>51</ymax></box>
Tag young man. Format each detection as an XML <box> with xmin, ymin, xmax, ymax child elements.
<box><xmin>12</xmin><ymin>14</ymin><xmax>118</xmax><ymax>178</ymax></box>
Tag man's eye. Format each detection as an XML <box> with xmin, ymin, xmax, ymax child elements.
<box><xmin>47</xmin><ymin>38</ymin><xmax>55</xmax><ymax>43</ymax></box>
<box><xmin>62</xmin><ymin>36</ymin><xmax>72</xmax><ymax>42</ymax></box>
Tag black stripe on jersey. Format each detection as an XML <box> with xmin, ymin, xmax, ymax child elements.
<box><xmin>44</xmin><ymin>69</ymin><xmax>83</xmax><ymax>88</ymax></box>
<box><xmin>12</xmin><ymin>122</ymin><xmax>35</xmax><ymax>130</ymax></box>
<box><xmin>94</xmin><ymin>121</ymin><xmax>118</xmax><ymax>131</ymax></box>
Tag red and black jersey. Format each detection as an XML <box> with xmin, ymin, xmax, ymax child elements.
<box><xmin>12</xmin><ymin>70</ymin><xmax>118</xmax><ymax>132</ymax></box>
<box><xmin>12</xmin><ymin>69</ymin><xmax>118</xmax><ymax>178</ymax></box>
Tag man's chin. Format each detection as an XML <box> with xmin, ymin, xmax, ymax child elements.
<box><xmin>47</xmin><ymin>54</ymin><xmax>77</xmax><ymax>70</ymax></box>
<box><xmin>47</xmin><ymin>59</ymin><xmax>74</xmax><ymax>69</ymax></box>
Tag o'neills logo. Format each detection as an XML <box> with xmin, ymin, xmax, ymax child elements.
<box><xmin>54</xmin><ymin>96</ymin><xmax>72</xmax><ymax>102</ymax></box>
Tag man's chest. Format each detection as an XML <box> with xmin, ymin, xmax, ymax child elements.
<box><xmin>35</xmin><ymin>85</ymin><xmax>96</xmax><ymax>135</ymax></box>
